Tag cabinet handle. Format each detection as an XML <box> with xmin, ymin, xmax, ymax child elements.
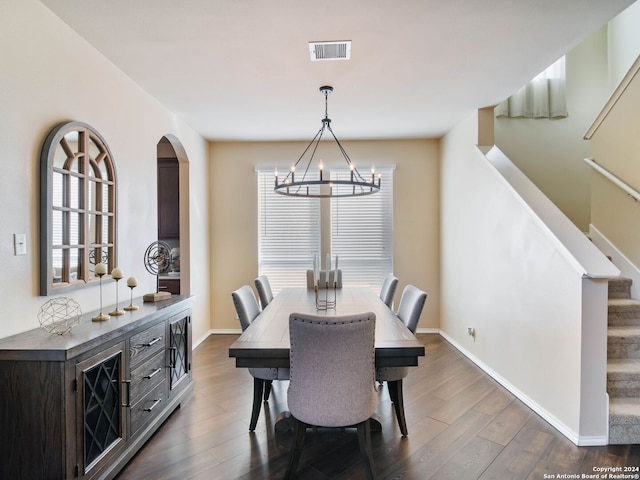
<box><xmin>169</xmin><ymin>346</ymin><xmax>177</xmax><ymax>368</ymax></box>
<box><xmin>143</xmin><ymin>398</ymin><xmax>162</xmax><ymax>412</ymax></box>
<box><xmin>144</xmin><ymin>367</ymin><xmax>163</xmax><ymax>380</ymax></box>
<box><xmin>122</xmin><ymin>380</ymin><xmax>131</xmax><ymax>408</ymax></box>
<box><xmin>141</xmin><ymin>337</ymin><xmax>162</xmax><ymax>348</ymax></box>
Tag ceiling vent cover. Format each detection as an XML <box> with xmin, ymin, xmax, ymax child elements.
<box><xmin>309</xmin><ymin>41</ymin><xmax>351</xmax><ymax>61</ymax></box>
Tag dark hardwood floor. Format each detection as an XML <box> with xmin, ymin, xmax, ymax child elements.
<box><xmin>117</xmin><ymin>334</ymin><xmax>640</xmax><ymax>479</ymax></box>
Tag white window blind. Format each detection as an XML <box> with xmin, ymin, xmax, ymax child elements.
<box><xmin>330</xmin><ymin>167</ymin><xmax>393</xmax><ymax>289</ymax></box>
<box><xmin>257</xmin><ymin>169</ymin><xmax>320</xmax><ymax>294</ymax></box>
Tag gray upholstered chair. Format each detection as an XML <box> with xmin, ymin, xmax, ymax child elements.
<box><xmin>231</xmin><ymin>285</ymin><xmax>289</xmax><ymax>431</ymax></box>
<box><xmin>376</xmin><ymin>284</ymin><xmax>427</xmax><ymax>436</ymax></box>
<box><xmin>305</xmin><ymin>269</ymin><xmax>343</xmax><ymax>289</ymax></box>
<box><xmin>285</xmin><ymin>312</ymin><xmax>377</xmax><ymax>480</ymax></box>
<box><xmin>254</xmin><ymin>275</ymin><xmax>274</xmax><ymax>310</ymax></box>
<box><xmin>379</xmin><ymin>273</ymin><xmax>399</xmax><ymax>309</ymax></box>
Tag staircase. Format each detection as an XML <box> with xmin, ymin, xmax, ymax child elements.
<box><xmin>607</xmin><ymin>277</ymin><xmax>640</xmax><ymax>444</ymax></box>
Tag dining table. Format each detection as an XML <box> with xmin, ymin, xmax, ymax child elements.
<box><xmin>228</xmin><ymin>286</ymin><xmax>426</xmax><ymax>431</ymax></box>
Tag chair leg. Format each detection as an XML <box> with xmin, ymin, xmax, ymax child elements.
<box><xmin>356</xmin><ymin>420</ymin><xmax>377</xmax><ymax>480</ymax></box>
<box><xmin>284</xmin><ymin>418</ymin><xmax>307</xmax><ymax>480</ymax></box>
<box><xmin>387</xmin><ymin>380</ymin><xmax>408</xmax><ymax>436</ymax></box>
<box><xmin>263</xmin><ymin>380</ymin><xmax>272</xmax><ymax>401</ymax></box>
<box><xmin>249</xmin><ymin>377</ymin><xmax>264</xmax><ymax>431</ymax></box>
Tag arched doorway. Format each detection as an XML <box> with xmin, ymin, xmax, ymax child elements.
<box><xmin>156</xmin><ymin>135</ymin><xmax>190</xmax><ymax>296</ymax></box>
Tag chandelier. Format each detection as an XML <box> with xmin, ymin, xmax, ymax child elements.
<box><xmin>274</xmin><ymin>86</ymin><xmax>381</xmax><ymax>198</ymax></box>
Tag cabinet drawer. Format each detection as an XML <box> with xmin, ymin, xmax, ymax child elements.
<box><xmin>130</xmin><ymin>350</ymin><xmax>165</xmax><ymax>402</ymax></box>
<box><xmin>130</xmin><ymin>380</ymin><xmax>166</xmax><ymax>435</ymax></box>
<box><xmin>130</xmin><ymin>322</ymin><xmax>165</xmax><ymax>368</ymax></box>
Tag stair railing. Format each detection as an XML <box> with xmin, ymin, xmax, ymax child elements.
<box><xmin>584</xmin><ymin>157</ymin><xmax>640</xmax><ymax>203</ymax></box>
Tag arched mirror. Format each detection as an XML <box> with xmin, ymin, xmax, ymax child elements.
<box><xmin>40</xmin><ymin>121</ymin><xmax>117</xmax><ymax>295</ymax></box>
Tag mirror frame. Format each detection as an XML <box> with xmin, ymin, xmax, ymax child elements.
<box><xmin>39</xmin><ymin>121</ymin><xmax>118</xmax><ymax>296</ymax></box>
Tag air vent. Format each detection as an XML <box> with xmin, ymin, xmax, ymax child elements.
<box><xmin>309</xmin><ymin>41</ymin><xmax>351</xmax><ymax>61</ymax></box>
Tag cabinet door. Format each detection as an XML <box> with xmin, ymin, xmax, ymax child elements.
<box><xmin>169</xmin><ymin>314</ymin><xmax>191</xmax><ymax>391</ymax></box>
<box><xmin>76</xmin><ymin>342</ymin><xmax>127</xmax><ymax>479</ymax></box>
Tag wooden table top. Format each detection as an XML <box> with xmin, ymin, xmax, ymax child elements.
<box><xmin>228</xmin><ymin>287</ymin><xmax>425</xmax><ymax>369</ymax></box>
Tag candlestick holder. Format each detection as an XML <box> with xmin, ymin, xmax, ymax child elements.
<box><xmin>109</xmin><ymin>276</ymin><xmax>124</xmax><ymax>316</ymax></box>
<box><xmin>314</xmin><ymin>279</ymin><xmax>337</xmax><ymax>310</ymax></box>
<box><xmin>91</xmin><ymin>269</ymin><xmax>110</xmax><ymax>322</ymax></box>
<box><xmin>124</xmin><ymin>277</ymin><xmax>139</xmax><ymax>311</ymax></box>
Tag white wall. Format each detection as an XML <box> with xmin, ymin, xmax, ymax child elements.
<box><xmin>608</xmin><ymin>0</ymin><xmax>640</xmax><ymax>89</ymax></box>
<box><xmin>494</xmin><ymin>27</ymin><xmax>610</xmax><ymax>232</ymax></box>
<box><xmin>209</xmin><ymin>139</ymin><xmax>439</xmax><ymax>332</ymax></box>
<box><xmin>441</xmin><ymin>110</ymin><xmax>612</xmax><ymax>445</ymax></box>
<box><xmin>0</xmin><ymin>0</ymin><xmax>210</xmax><ymax>342</ymax></box>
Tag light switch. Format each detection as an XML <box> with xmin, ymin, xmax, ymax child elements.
<box><xmin>14</xmin><ymin>233</ymin><xmax>26</xmax><ymax>256</ymax></box>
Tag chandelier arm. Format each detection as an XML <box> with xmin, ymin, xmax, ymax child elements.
<box><xmin>326</xmin><ymin>124</ymin><xmax>370</xmax><ymax>195</ymax></box>
<box><xmin>287</xmin><ymin>127</ymin><xmax>324</xmax><ymax>177</ymax></box>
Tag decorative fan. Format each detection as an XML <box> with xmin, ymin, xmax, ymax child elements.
<box><xmin>142</xmin><ymin>240</ymin><xmax>173</xmax><ymax>302</ymax></box>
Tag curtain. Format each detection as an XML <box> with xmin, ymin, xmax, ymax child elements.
<box><xmin>495</xmin><ymin>56</ymin><xmax>568</xmax><ymax>119</ymax></box>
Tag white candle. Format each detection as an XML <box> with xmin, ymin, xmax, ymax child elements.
<box><xmin>325</xmin><ymin>253</ymin><xmax>330</xmax><ymax>284</ymax></box>
<box><xmin>127</xmin><ymin>276</ymin><xmax>137</xmax><ymax>288</ymax></box>
<box><xmin>95</xmin><ymin>263</ymin><xmax>107</xmax><ymax>276</ymax></box>
<box><xmin>111</xmin><ymin>267</ymin><xmax>123</xmax><ymax>280</ymax></box>
<box><xmin>313</xmin><ymin>254</ymin><xmax>319</xmax><ymax>285</ymax></box>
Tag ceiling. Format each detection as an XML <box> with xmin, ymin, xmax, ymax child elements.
<box><xmin>41</xmin><ymin>0</ymin><xmax>635</xmax><ymax>141</ymax></box>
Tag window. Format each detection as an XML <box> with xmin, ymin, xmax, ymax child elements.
<box><xmin>257</xmin><ymin>169</ymin><xmax>320</xmax><ymax>293</ymax></box>
<box><xmin>495</xmin><ymin>56</ymin><xmax>568</xmax><ymax>119</ymax></box>
<box><xmin>257</xmin><ymin>166</ymin><xmax>393</xmax><ymax>293</ymax></box>
<box><xmin>40</xmin><ymin>122</ymin><xmax>117</xmax><ymax>295</ymax></box>
<box><xmin>330</xmin><ymin>167</ymin><xmax>393</xmax><ymax>288</ymax></box>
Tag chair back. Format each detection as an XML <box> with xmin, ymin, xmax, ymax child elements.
<box><xmin>306</xmin><ymin>269</ymin><xmax>343</xmax><ymax>289</ymax></box>
<box><xmin>231</xmin><ymin>285</ymin><xmax>261</xmax><ymax>331</ymax></box>
<box><xmin>254</xmin><ymin>275</ymin><xmax>274</xmax><ymax>309</ymax></box>
<box><xmin>396</xmin><ymin>285</ymin><xmax>427</xmax><ymax>333</ymax></box>
<box><xmin>287</xmin><ymin>311</ymin><xmax>377</xmax><ymax>427</ymax></box>
<box><xmin>379</xmin><ymin>274</ymin><xmax>399</xmax><ymax>308</ymax></box>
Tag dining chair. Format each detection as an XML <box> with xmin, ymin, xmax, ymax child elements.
<box><xmin>305</xmin><ymin>269</ymin><xmax>343</xmax><ymax>289</ymax></box>
<box><xmin>285</xmin><ymin>311</ymin><xmax>377</xmax><ymax>480</ymax></box>
<box><xmin>376</xmin><ymin>284</ymin><xmax>427</xmax><ymax>436</ymax></box>
<box><xmin>231</xmin><ymin>285</ymin><xmax>289</xmax><ymax>431</ymax></box>
<box><xmin>254</xmin><ymin>275</ymin><xmax>274</xmax><ymax>310</ymax></box>
<box><xmin>379</xmin><ymin>273</ymin><xmax>399</xmax><ymax>309</ymax></box>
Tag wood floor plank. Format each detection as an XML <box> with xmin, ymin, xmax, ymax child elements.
<box><xmin>116</xmin><ymin>334</ymin><xmax>640</xmax><ymax>480</ymax></box>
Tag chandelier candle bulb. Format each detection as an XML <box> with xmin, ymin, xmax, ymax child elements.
<box><xmin>319</xmin><ymin>161</ymin><xmax>323</xmax><ymax>181</ymax></box>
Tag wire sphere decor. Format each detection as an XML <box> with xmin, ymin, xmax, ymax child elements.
<box><xmin>38</xmin><ymin>297</ymin><xmax>82</xmax><ymax>335</ymax></box>
<box><xmin>144</xmin><ymin>241</ymin><xmax>172</xmax><ymax>275</ymax></box>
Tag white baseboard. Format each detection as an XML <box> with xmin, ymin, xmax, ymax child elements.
<box><xmin>415</xmin><ymin>327</ymin><xmax>440</xmax><ymax>334</ymax></box>
<box><xmin>193</xmin><ymin>329</ymin><xmax>241</xmax><ymax>350</ymax></box>
<box><xmin>438</xmin><ymin>330</ymin><xmax>606</xmax><ymax>446</ymax></box>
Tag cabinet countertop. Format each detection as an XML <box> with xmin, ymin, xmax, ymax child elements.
<box><xmin>0</xmin><ymin>295</ymin><xmax>192</xmax><ymax>361</ymax></box>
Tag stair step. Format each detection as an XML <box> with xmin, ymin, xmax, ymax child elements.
<box><xmin>607</xmin><ymin>359</ymin><xmax>640</xmax><ymax>397</ymax></box>
<box><xmin>609</xmin><ymin>277</ymin><xmax>633</xmax><ymax>300</ymax></box>
<box><xmin>609</xmin><ymin>298</ymin><xmax>640</xmax><ymax>326</ymax></box>
<box><xmin>609</xmin><ymin>398</ymin><xmax>640</xmax><ymax>444</ymax></box>
<box><xmin>608</xmin><ymin>326</ymin><xmax>640</xmax><ymax>359</ymax></box>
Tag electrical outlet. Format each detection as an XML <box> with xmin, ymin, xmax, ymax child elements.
<box><xmin>14</xmin><ymin>233</ymin><xmax>26</xmax><ymax>256</ymax></box>
<box><xmin>467</xmin><ymin>327</ymin><xmax>475</xmax><ymax>340</ymax></box>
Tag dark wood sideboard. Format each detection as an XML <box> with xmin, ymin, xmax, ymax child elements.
<box><xmin>0</xmin><ymin>296</ymin><xmax>194</xmax><ymax>480</ymax></box>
